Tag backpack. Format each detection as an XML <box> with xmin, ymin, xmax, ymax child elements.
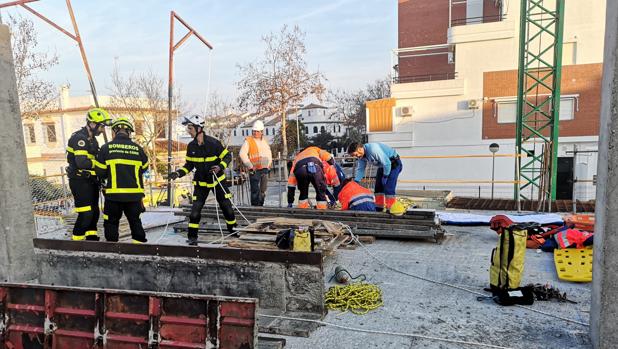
<box><xmin>489</xmin><ymin>222</ymin><xmax>532</xmax><ymax>305</ymax></box>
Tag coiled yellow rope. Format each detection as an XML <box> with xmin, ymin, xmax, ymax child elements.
<box><xmin>325</xmin><ymin>282</ymin><xmax>383</xmax><ymax>315</ymax></box>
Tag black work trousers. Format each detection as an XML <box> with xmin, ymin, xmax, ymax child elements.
<box><xmin>69</xmin><ymin>178</ymin><xmax>100</xmax><ymax>240</ymax></box>
<box><xmin>188</xmin><ymin>183</ymin><xmax>236</xmax><ymax>239</ymax></box>
<box><xmin>103</xmin><ymin>199</ymin><xmax>147</xmax><ymax>243</ymax></box>
<box><xmin>249</xmin><ymin>169</ymin><xmax>269</xmax><ymax>206</ymax></box>
<box><xmin>295</xmin><ymin>165</ymin><xmax>327</xmax><ymax>204</ymax></box>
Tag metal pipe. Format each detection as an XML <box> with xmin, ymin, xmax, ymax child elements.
<box><xmin>167</xmin><ymin>11</ymin><xmax>174</xmax><ymax>207</ymax></box>
<box><xmin>0</xmin><ymin>0</ymin><xmax>37</xmax><ymax>9</ymax></box>
<box><xmin>491</xmin><ymin>153</ymin><xmax>496</xmax><ymax>200</ymax></box>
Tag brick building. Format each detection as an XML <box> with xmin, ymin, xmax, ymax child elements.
<box><xmin>368</xmin><ymin>0</ymin><xmax>606</xmax><ymax>200</ymax></box>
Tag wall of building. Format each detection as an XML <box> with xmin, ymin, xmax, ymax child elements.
<box><xmin>370</xmin><ymin>0</ymin><xmax>605</xmax><ymax>200</ymax></box>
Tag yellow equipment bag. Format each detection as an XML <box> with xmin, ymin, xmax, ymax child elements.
<box><xmin>293</xmin><ymin>230</ymin><xmax>312</xmax><ymax>252</ymax></box>
<box><xmin>490</xmin><ymin>226</ymin><xmax>527</xmax><ymax>290</ymax></box>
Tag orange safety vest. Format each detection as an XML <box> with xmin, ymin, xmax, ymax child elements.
<box><xmin>338</xmin><ymin>181</ymin><xmax>374</xmax><ymax>211</ymax></box>
<box><xmin>555</xmin><ymin>229</ymin><xmax>592</xmax><ymax>249</ymax></box>
<box><xmin>323</xmin><ymin>162</ymin><xmax>340</xmax><ymax>187</ymax></box>
<box><xmin>246</xmin><ymin>137</ymin><xmax>267</xmax><ymax>169</ymax></box>
<box><xmin>288</xmin><ymin>146</ymin><xmax>333</xmax><ymax>186</ymax></box>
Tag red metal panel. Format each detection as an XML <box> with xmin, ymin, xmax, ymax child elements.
<box><xmin>0</xmin><ymin>284</ymin><xmax>258</xmax><ymax>349</ymax></box>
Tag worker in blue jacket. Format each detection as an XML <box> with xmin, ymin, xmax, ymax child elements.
<box><xmin>347</xmin><ymin>142</ymin><xmax>402</xmax><ymax>211</ymax></box>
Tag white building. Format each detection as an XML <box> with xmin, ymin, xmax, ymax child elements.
<box><xmin>367</xmin><ymin>0</ymin><xmax>605</xmax><ymax>201</ymax></box>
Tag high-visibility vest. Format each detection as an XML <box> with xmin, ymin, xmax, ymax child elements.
<box><xmin>288</xmin><ymin>146</ymin><xmax>333</xmax><ymax>186</ymax></box>
<box><xmin>246</xmin><ymin>137</ymin><xmax>269</xmax><ymax>169</ymax></box>
<box><xmin>555</xmin><ymin>229</ymin><xmax>592</xmax><ymax>249</ymax></box>
<box><xmin>338</xmin><ymin>181</ymin><xmax>374</xmax><ymax>211</ymax></box>
<box><xmin>323</xmin><ymin>162</ymin><xmax>340</xmax><ymax>187</ymax></box>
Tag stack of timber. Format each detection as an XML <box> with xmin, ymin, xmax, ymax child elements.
<box><xmin>174</xmin><ymin>216</ymin><xmax>348</xmax><ymax>253</ymax></box>
<box><xmin>174</xmin><ymin>205</ymin><xmax>445</xmax><ymax>242</ymax></box>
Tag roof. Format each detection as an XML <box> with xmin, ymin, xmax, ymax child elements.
<box><xmin>34</xmin><ymin>106</ymin><xmax>172</xmax><ymax>116</ymax></box>
<box><xmin>302</xmin><ymin>103</ymin><xmax>327</xmax><ymax>110</ymax></box>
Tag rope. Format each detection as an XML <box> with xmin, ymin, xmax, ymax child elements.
<box><xmin>339</xmin><ymin>223</ymin><xmax>590</xmax><ymax>327</ymax></box>
<box><xmin>211</xmin><ymin>173</ymin><xmax>224</xmax><ymax>239</ymax></box>
<box><xmin>215</xmin><ymin>173</ymin><xmax>251</xmax><ymax>224</ymax></box>
<box><xmin>258</xmin><ymin>314</ymin><xmax>513</xmax><ymax>349</ymax></box>
<box><xmin>325</xmin><ymin>282</ymin><xmax>383</xmax><ymax>315</ymax></box>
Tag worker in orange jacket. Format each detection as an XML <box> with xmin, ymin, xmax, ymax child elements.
<box><xmin>287</xmin><ymin>146</ymin><xmax>335</xmax><ymax>209</ymax></box>
<box><xmin>337</xmin><ymin>178</ymin><xmax>376</xmax><ymax>211</ymax></box>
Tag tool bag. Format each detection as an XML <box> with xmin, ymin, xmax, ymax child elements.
<box><xmin>489</xmin><ymin>223</ymin><xmax>532</xmax><ymax>305</ymax></box>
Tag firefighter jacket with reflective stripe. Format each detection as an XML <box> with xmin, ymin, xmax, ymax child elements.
<box><xmin>287</xmin><ymin>146</ymin><xmax>333</xmax><ymax>187</ymax></box>
<box><xmin>95</xmin><ymin>134</ymin><xmax>149</xmax><ymax>202</ymax></box>
<box><xmin>66</xmin><ymin>127</ymin><xmax>99</xmax><ymax>179</ymax></box>
<box><xmin>177</xmin><ymin>135</ymin><xmax>231</xmax><ymax>187</ymax></box>
<box><xmin>338</xmin><ymin>181</ymin><xmax>374</xmax><ymax>211</ymax></box>
<box><xmin>240</xmin><ymin>136</ymin><xmax>272</xmax><ymax>170</ymax></box>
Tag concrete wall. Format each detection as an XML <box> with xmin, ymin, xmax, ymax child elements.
<box><xmin>0</xmin><ymin>24</ymin><xmax>38</xmax><ymax>282</ymax></box>
<box><xmin>591</xmin><ymin>0</ymin><xmax>618</xmax><ymax>346</ymax></box>
<box><xmin>36</xmin><ymin>249</ymin><xmax>325</xmax><ymax>317</ymax></box>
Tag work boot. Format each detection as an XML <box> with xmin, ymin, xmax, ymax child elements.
<box><xmin>228</xmin><ymin>225</ymin><xmax>240</xmax><ymax>238</ymax></box>
<box><xmin>187</xmin><ymin>236</ymin><xmax>198</xmax><ymax>246</ymax></box>
<box><xmin>85</xmin><ymin>235</ymin><xmax>100</xmax><ymax>241</ymax></box>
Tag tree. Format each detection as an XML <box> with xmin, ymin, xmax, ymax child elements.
<box><xmin>271</xmin><ymin>119</ymin><xmax>308</xmax><ymax>157</ymax></box>
<box><xmin>109</xmin><ymin>67</ymin><xmax>184</xmax><ymax>180</ymax></box>
<box><xmin>310</xmin><ymin>129</ymin><xmax>336</xmax><ymax>150</ymax></box>
<box><xmin>237</xmin><ymin>25</ymin><xmax>325</xmax><ymax>178</ymax></box>
<box><xmin>330</xmin><ymin>77</ymin><xmax>391</xmax><ymax>135</ymax></box>
<box><xmin>7</xmin><ymin>14</ymin><xmax>59</xmax><ymax>119</ymax></box>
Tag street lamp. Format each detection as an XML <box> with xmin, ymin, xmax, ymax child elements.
<box><xmin>489</xmin><ymin>143</ymin><xmax>500</xmax><ymax>200</ymax></box>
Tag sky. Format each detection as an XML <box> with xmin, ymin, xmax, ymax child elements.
<box><xmin>1</xmin><ymin>0</ymin><xmax>397</xmax><ymax>112</ymax></box>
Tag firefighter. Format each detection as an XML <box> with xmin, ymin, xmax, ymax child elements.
<box><xmin>348</xmin><ymin>142</ymin><xmax>403</xmax><ymax>212</ymax></box>
<box><xmin>239</xmin><ymin>120</ymin><xmax>272</xmax><ymax>206</ymax></box>
<box><xmin>169</xmin><ymin>114</ymin><xmax>236</xmax><ymax>246</ymax></box>
<box><xmin>287</xmin><ymin>146</ymin><xmax>335</xmax><ymax>209</ymax></box>
<box><xmin>337</xmin><ymin>178</ymin><xmax>376</xmax><ymax>212</ymax></box>
<box><xmin>95</xmin><ymin>117</ymin><xmax>149</xmax><ymax>243</ymax></box>
<box><xmin>66</xmin><ymin>107</ymin><xmax>112</xmax><ymax>241</ymax></box>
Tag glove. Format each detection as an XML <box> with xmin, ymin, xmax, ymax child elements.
<box><xmin>168</xmin><ymin>172</ymin><xmax>179</xmax><ymax>180</ymax></box>
<box><xmin>140</xmin><ymin>200</ymin><xmax>146</xmax><ymax>213</ymax></box>
<box><xmin>381</xmin><ymin>176</ymin><xmax>388</xmax><ymax>186</ymax></box>
<box><xmin>287</xmin><ymin>203</ymin><xmax>294</xmax><ymax>208</ymax></box>
<box><xmin>211</xmin><ymin>165</ymin><xmax>221</xmax><ymax>174</ymax></box>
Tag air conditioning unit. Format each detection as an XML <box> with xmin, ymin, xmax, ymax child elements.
<box><xmin>400</xmin><ymin>106</ymin><xmax>412</xmax><ymax>117</ymax></box>
<box><xmin>467</xmin><ymin>99</ymin><xmax>479</xmax><ymax>109</ymax></box>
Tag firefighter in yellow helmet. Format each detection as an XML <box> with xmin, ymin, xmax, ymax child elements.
<box><xmin>95</xmin><ymin>117</ymin><xmax>149</xmax><ymax>243</ymax></box>
<box><xmin>66</xmin><ymin>108</ymin><xmax>112</xmax><ymax>241</ymax></box>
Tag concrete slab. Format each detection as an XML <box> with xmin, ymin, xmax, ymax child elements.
<box><xmin>282</xmin><ymin>224</ymin><xmax>591</xmax><ymax>349</ymax></box>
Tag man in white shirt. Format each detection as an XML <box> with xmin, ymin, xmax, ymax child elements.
<box><xmin>239</xmin><ymin>120</ymin><xmax>273</xmax><ymax>206</ymax></box>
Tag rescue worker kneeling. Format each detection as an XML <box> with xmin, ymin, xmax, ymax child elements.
<box><xmin>287</xmin><ymin>146</ymin><xmax>335</xmax><ymax>209</ymax></box>
<box><xmin>66</xmin><ymin>108</ymin><xmax>112</xmax><ymax>241</ymax></box>
<box><xmin>337</xmin><ymin>178</ymin><xmax>376</xmax><ymax>212</ymax></box>
<box><xmin>169</xmin><ymin>114</ymin><xmax>236</xmax><ymax>246</ymax></box>
<box><xmin>95</xmin><ymin>118</ymin><xmax>149</xmax><ymax>243</ymax></box>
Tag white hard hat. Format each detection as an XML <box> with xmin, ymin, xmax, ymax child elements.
<box><xmin>252</xmin><ymin>120</ymin><xmax>265</xmax><ymax>132</ymax></box>
<box><xmin>181</xmin><ymin>114</ymin><xmax>205</xmax><ymax>128</ymax></box>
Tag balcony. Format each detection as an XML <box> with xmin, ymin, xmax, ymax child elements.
<box><xmin>449</xmin><ymin>0</ymin><xmax>506</xmax><ymax>28</ymax></box>
<box><xmin>392</xmin><ymin>44</ymin><xmax>457</xmax><ymax>84</ymax></box>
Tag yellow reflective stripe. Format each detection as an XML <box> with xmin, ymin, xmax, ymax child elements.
<box><xmin>192</xmin><ymin>195</ymin><xmax>197</xmax><ymax>200</ymax></box>
<box><xmin>106</xmin><ymin>159</ymin><xmax>142</xmax><ymax>191</ymax></box>
<box><xmin>224</xmin><ymin>193</ymin><xmax>232</xmax><ymax>199</ymax></box>
<box><xmin>220</xmin><ymin>161</ymin><xmax>228</xmax><ymax>169</ymax></box>
<box><xmin>188</xmin><ymin>223</ymin><xmax>200</xmax><ymax>228</ymax></box>
<box><xmin>105</xmin><ymin>188</ymin><xmax>145</xmax><ymax>194</ymax></box>
<box><xmin>132</xmin><ymin>239</ymin><xmax>144</xmax><ymax>244</ymax></box>
<box><xmin>103</xmin><ymin>214</ymin><xmax>109</xmax><ymax>220</ymax></box>
<box><xmin>225</xmin><ymin>219</ymin><xmax>237</xmax><ymax>225</ymax></box>
<box><xmin>107</xmin><ymin>159</ymin><xmax>142</xmax><ymax>166</ymax></box>
<box><xmin>186</xmin><ymin>156</ymin><xmax>204</xmax><ymax>162</ymax></box>
<box><xmin>74</xmin><ymin>205</ymin><xmax>92</xmax><ymax>213</ymax></box>
<box><xmin>78</xmin><ymin>169</ymin><xmax>96</xmax><ymax>175</ymax></box>
<box><xmin>205</xmin><ymin>156</ymin><xmax>218</xmax><ymax>162</ymax></box>
<box><xmin>141</xmin><ymin>162</ymin><xmax>149</xmax><ymax>170</ymax></box>
<box><xmin>94</xmin><ymin>160</ymin><xmax>107</xmax><ymax>169</ymax></box>
<box><xmin>85</xmin><ymin>230</ymin><xmax>98</xmax><ymax>236</ymax></box>
<box><xmin>180</xmin><ymin>167</ymin><xmax>189</xmax><ymax>175</ymax></box>
<box><xmin>219</xmin><ymin>148</ymin><xmax>229</xmax><ymax>159</ymax></box>
<box><xmin>72</xmin><ymin>235</ymin><xmax>86</xmax><ymax>241</ymax></box>
<box><xmin>74</xmin><ymin>150</ymin><xmax>95</xmax><ymax>159</ymax></box>
<box><xmin>66</xmin><ymin>146</ymin><xmax>74</xmax><ymax>153</ymax></box>
<box><xmin>134</xmin><ymin>163</ymin><xmax>141</xmax><ymax>190</ymax></box>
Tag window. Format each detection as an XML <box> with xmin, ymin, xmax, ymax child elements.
<box><xmin>308</xmin><ymin>110</ymin><xmax>311</xmax><ymax>116</ymax></box>
<box><xmin>305</xmin><ymin>126</ymin><xmax>309</xmax><ymax>134</ymax></box>
<box><xmin>25</xmin><ymin>124</ymin><xmax>36</xmax><ymax>144</ymax></box>
<box><xmin>320</xmin><ymin>126</ymin><xmax>325</xmax><ymax>133</ymax></box>
<box><xmin>266</xmin><ymin>128</ymin><xmax>269</xmax><ymax>136</ymax></box>
<box><xmin>45</xmin><ymin>123</ymin><xmax>57</xmax><ymax>143</ymax></box>
<box><xmin>497</xmin><ymin>101</ymin><xmax>517</xmax><ymax>123</ymax></box>
<box><xmin>234</xmin><ymin>130</ymin><xmax>237</xmax><ymax>136</ymax></box>
<box><xmin>134</xmin><ymin>120</ymin><xmax>144</xmax><ymax>136</ymax></box>
<box><xmin>313</xmin><ymin>126</ymin><xmax>318</xmax><ymax>134</ymax></box>
<box><xmin>559</xmin><ymin>98</ymin><xmax>575</xmax><ymax>121</ymax></box>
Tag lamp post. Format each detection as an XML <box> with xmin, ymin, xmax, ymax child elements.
<box><xmin>489</xmin><ymin>143</ymin><xmax>500</xmax><ymax>199</ymax></box>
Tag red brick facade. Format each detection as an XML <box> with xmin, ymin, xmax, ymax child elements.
<box><xmin>482</xmin><ymin>63</ymin><xmax>602</xmax><ymax>139</ymax></box>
